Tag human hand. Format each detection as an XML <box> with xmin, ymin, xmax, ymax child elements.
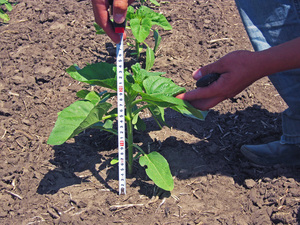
<box><xmin>92</xmin><ymin>0</ymin><xmax>135</xmax><ymax>43</ymax></box>
<box><xmin>176</xmin><ymin>50</ymin><xmax>263</xmax><ymax>111</ymax></box>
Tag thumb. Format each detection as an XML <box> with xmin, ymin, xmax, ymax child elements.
<box><xmin>192</xmin><ymin>61</ymin><xmax>222</xmax><ymax>80</ymax></box>
<box><xmin>113</xmin><ymin>0</ymin><xmax>129</xmax><ymax>23</ymax></box>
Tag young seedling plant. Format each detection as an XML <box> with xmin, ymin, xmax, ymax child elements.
<box><xmin>94</xmin><ymin>4</ymin><xmax>172</xmax><ymax>71</ymax></box>
<box><xmin>47</xmin><ymin>62</ymin><xmax>207</xmax><ymax>192</ymax></box>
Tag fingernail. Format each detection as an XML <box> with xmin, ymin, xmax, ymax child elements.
<box><xmin>114</xmin><ymin>14</ymin><xmax>125</xmax><ymax>23</ymax></box>
<box><xmin>193</xmin><ymin>70</ymin><xmax>202</xmax><ymax>80</ymax></box>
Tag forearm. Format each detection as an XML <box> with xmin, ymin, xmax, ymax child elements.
<box><xmin>254</xmin><ymin>37</ymin><xmax>300</xmax><ymax>78</ymax></box>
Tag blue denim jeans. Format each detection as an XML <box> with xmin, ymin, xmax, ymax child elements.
<box><xmin>235</xmin><ymin>0</ymin><xmax>300</xmax><ymax>144</ymax></box>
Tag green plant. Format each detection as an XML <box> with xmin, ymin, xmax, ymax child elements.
<box><xmin>126</xmin><ymin>5</ymin><xmax>171</xmax><ymax>70</ymax></box>
<box><xmin>0</xmin><ymin>0</ymin><xmax>12</xmax><ymax>22</ymax></box>
<box><xmin>94</xmin><ymin>5</ymin><xmax>172</xmax><ymax>71</ymax></box>
<box><xmin>47</xmin><ymin>62</ymin><xmax>207</xmax><ymax>191</ymax></box>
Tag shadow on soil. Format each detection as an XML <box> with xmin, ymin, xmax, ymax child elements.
<box><xmin>37</xmin><ymin>105</ymin><xmax>300</xmax><ymax>196</ymax></box>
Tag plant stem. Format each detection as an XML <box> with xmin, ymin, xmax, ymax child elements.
<box><xmin>135</xmin><ymin>40</ymin><xmax>140</xmax><ymax>59</ymax></box>
<box><xmin>126</xmin><ymin>103</ymin><xmax>134</xmax><ymax>175</ymax></box>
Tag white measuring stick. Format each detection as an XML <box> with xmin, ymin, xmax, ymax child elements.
<box><xmin>116</xmin><ymin>33</ymin><xmax>126</xmax><ymax>195</ymax></box>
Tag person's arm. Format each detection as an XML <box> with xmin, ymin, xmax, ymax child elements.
<box><xmin>176</xmin><ymin>37</ymin><xmax>300</xmax><ymax>111</ymax></box>
<box><xmin>91</xmin><ymin>0</ymin><xmax>135</xmax><ymax>43</ymax></box>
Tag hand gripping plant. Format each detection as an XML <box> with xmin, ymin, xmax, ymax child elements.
<box><xmin>47</xmin><ymin>62</ymin><xmax>207</xmax><ymax>191</ymax></box>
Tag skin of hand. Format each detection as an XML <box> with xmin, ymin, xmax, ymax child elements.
<box><xmin>177</xmin><ymin>37</ymin><xmax>300</xmax><ymax>111</ymax></box>
<box><xmin>91</xmin><ymin>0</ymin><xmax>135</xmax><ymax>43</ymax></box>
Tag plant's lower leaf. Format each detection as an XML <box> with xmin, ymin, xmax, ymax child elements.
<box><xmin>139</xmin><ymin>152</ymin><xmax>174</xmax><ymax>191</ymax></box>
<box><xmin>171</xmin><ymin>105</ymin><xmax>207</xmax><ymax>121</ymax></box>
<box><xmin>142</xmin><ymin>93</ymin><xmax>207</xmax><ymax>120</ymax></box>
<box><xmin>153</xmin><ymin>29</ymin><xmax>161</xmax><ymax>53</ymax></box>
<box><xmin>66</xmin><ymin>63</ymin><xmax>117</xmax><ymax>90</ymax></box>
<box><xmin>148</xmin><ymin>105</ymin><xmax>167</xmax><ymax>128</ymax></box>
<box><xmin>146</xmin><ymin>47</ymin><xmax>155</xmax><ymax>71</ymax></box>
<box><xmin>133</xmin><ymin>116</ymin><xmax>146</xmax><ymax>131</ymax></box>
<box><xmin>47</xmin><ymin>101</ymin><xmax>111</xmax><ymax>145</ymax></box>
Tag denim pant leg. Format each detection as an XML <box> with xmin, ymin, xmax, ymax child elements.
<box><xmin>235</xmin><ymin>0</ymin><xmax>300</xmax><ymax>144</ymax></box>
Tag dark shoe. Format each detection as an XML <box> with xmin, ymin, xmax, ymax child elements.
<box><xmin>241</xmin><ymin>141</ymin><xmax>300</xmax><ymax>166</ymax></box>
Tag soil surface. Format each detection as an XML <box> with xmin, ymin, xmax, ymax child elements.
<box><xmin>1</xmin><ymin>0</ymin><xmax>300</xmax><ymax>224</ymax></box>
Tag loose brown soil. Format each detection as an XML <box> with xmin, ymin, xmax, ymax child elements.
<box><xmin>1</xmin><ymin>0</ymin><xmax>299</xmax><ymax>224</ymax></box>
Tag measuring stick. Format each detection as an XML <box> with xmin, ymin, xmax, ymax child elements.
<box><xmin>116</xmin><ymin>27</ymin><xmax>126</xmax><ymax>195</ymax></box>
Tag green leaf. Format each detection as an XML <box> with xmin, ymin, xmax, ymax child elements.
<box><xmin>0</xmin><ymin>9</ymin><xmax>9</xmax><ymax>22</ymax></box>
<box><xmin>139</xmin><ymin>152</ymin><xmax>174</xmax><ymax>191</ymax></box>
<box><xmin>149</xmin><ymin>0</ymin><xmax>160</xmax><ymax>6</ymax></box>
<box><xmin>131</xmin><ymin>63</ymin><xmax>164</xmax><ymax>86</ymax></box>
<box><xmin>148</xmin><ymin>105</ymin><xmax>167</xmax><ymax>128</ymax></box>
<box><xmin>94</xmin><ymin>23</ymin><xmax>106</xmax><ymax>34</ymax></box>
<box><xmin>142</xmin><ymin>93</ymin><xmax>207</xmax><ymax>120</ymax></box>
<box><xmin>150</xmin><ymin>13</ymin><xmax>172</xmax><ymax>30</ymax></box>
<box><xmin>153</xmin><ymin>29</ymin><xmax>161</xmax><ymax>53</ymax></box>
<box><xmin>76</xmin><ymin>90</ymin><xmax>90</xmax><ymax>99</ymax></box>
<box><xmin>130</xmin><ymin>17</ymin><xmax>152</xmax><ymax>43</ymax></box>
<box><xmin>47</xmin><ymin>101</ymin><xmax>111</xmax><ymax>145</ymax></box>
<box><xmin>143</xmin><ymin>76</ymin><xmax>185</xmax><ymax>96</ymax></box>
<box><xmin>5</xmin><ymin>2</ymin><xmax>12</xmax><ymax>11</ymax></box>
<box><xmin>110</xmin><ymin>158</ymin><xmax>119</xmax><ymax>165</ymax></box>
<box><xmin>126</xmin><ymin>6</ymin><xmax>135</xmax><ymax>20</ymax></box>
<box><xmin>66</xmin><ymin>63</ymin><xmax>117</xmax><ymax>90</ymax></box>
<box><xmin>145</xmin><ymin>47</ymin><xmax>155</xmax><ymax>71</ymax></box>
<box><xmin>84</xmin><ymin>91</ymin><xmax>101</xmax><ymax>105</ymax></box>
<box><xmin>133</xmin><ymin>116</ymin><xmax>146</xmax><ymax>131</ymax></box>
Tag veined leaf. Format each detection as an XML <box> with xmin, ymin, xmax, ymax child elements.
<box><xmin>143</xmin><ymin>76</ymin><xmax>185</xmax><ymax>96</ymax></box>
<box><xmin>67</xmin><ymin>63</ymin><xmax>117</xmax><ymax>89</ymax></box>
<box><xmin>131</xmin><ymin>63</ymin><xmax>164</xmax><ymax>86</ymax></box>
<box><xmin>47</xmin><ymin>101</ymin><xmax>111</xmax><ymax>145</ymax></box>
<box><xmin>150</xmin><ymin>13</ymin><xmax>172</xmax><ymax>30</ymax></box>
<box><xmin>130</xmin><ymin>17</ymin><xmax>151</xmax><ymax>43</ymax></box>
<box><xmin>139</xmin><ymin>152</ymin><xmax>174</xmax><ymax>191</ymax></box>
<box><xmin>145</xmin><ymin>47</ymin><xmax>155</xmax><ymax>71</ymax></box>
<box><xmin>142</xmin><ymin>93</ymin><xmax>207</xmax><ymax>120</ymax></box>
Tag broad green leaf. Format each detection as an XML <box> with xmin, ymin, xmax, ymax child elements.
<box><xmin>143</xmin><ymin>76</ymin><xmax>185</xmax><ymax>96</ymax></box>
<box><xmin>67</xmin><ymin>63</ymin><xmax>117</xmax><ymax>89</ymax></box>
<box><xmin>171</xmin><ymin>105</ymin><xmax>207</xmax><ymax>121</ymax></box>
<box><xmin>47</xmin><ymin>101</ymin><xmax>111</xmax><ymax>145</ymax></box>
<box><xmin>126</xmin><ymin>6</ymin><xmax>135</xmax><ymax>20</ymax></box>
<box><xmin>146</xmin><ymin>47</ymin><xmax>155</xmax><ymax>71</ymax></box>
<box><xmin>153</xmin><ymin>29</ymin><xmax>161</xmax><ymax>53</ymax></box>
<box><xmin>139</xmin><ymin>152</ymin><xmax>174</xmax><ymax>191</ymax></box>
<box><xmin>84</xmin><ymin>91</ymin><xmax>101</xmax><ymax>105</ymax></box>
<box><xmin>131</xmin><ymin>63</ymin><xmax>164</xmax><ymax>86</ymax></box>
<box><xmin>130</xmin><ymin>17</ymin><xmax>151</xmax><ymax>43</ymax></box>
<box><xmin>150</xmin><ymin>13</ymin><xmax>172</xmax><ymax>30</ymax></box>
<box><xmin>142</xmin><ymin>93</ymin><xmax>207</xmax><ymax>120</ymax></box>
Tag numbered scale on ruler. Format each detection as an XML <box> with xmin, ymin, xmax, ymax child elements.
<box><xmin>116</xmin><ymin>32</ymin><xmax>126</xmax><ymax>195</ymax></box>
